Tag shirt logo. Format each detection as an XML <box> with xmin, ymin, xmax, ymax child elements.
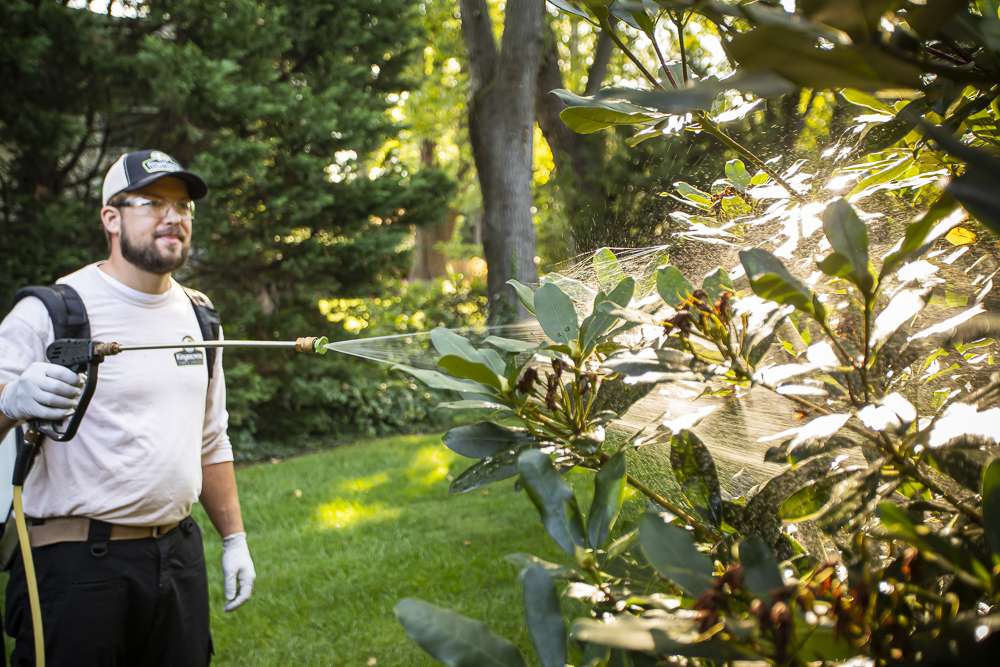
<box><xmin>142</xmin><ymin>151</ymin><xmax>181</xmax><ymax>174</ymax></box>
<box><xmin>174</xmin><ymin>336</ymin><xmax>205</xmax><ymax>367</ymax></box>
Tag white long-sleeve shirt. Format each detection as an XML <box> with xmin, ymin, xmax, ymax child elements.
<box><xmin>0</xmin><ymin>263</ymin><xmax>233</xmax><ymax>525</ymax></box>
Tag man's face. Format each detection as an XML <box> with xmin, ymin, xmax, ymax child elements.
<box><xmin>115</xmin><ymin>177</ymin><xmax>194</xmax><ymax>275</ymax></box>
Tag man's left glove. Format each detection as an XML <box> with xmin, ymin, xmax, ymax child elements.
<box><xmin>221</xmin><ymin>532</ymin><xmax>256</xmax><ymax>612</ymax></box>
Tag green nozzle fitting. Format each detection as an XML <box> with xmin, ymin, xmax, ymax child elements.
<box><xmin>295</xmin><ymin>337</ymin><xmax>329</xmax><ymax>355</ymax></box>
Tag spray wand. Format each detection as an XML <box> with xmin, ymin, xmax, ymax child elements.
<box><xmin>11</xmin><ymin>334</ymin><xmax>328</xmax><ymax>667</ymax></box>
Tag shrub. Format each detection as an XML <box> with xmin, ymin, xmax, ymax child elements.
<box><xmin>231</xmin><ymin>273</ymin><xmax>486</xmax><ymax>460</ymax></box>
<box><xmin>394</xmin><ymin>223</ymin><xmax>999</xmax><ymax>665</ymax></box>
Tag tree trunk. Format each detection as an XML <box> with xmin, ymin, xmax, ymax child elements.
<box><xmin>410</xmin><ymin>139</ymin><xmax>456</xmax><ymax>280</ymax></box>
<box><xmin>460</xmin><ymin>0</ymin><xmax>543</xmax><ymax>324</ymax></box>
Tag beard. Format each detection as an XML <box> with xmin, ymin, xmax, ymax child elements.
<box><xmin>120</xmin><ymin>221</ymin><xmax>189</xmax><ymax>274</ymax></box>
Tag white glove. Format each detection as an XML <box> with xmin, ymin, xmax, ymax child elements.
<box><xmin>221</xmin><ymin>532</ymin><xmax>256</xmax><ymax>612</ymax></box>
<box><xmin>0</xmin><ymin>362</ymin><xmax>83</xmax><ymax>422</ymax></box>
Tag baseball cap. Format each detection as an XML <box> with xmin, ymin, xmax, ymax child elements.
<box><xmin>102</xmin><ymin>149</ymin><xmax>208</xmax><ymax>205</ymax></box>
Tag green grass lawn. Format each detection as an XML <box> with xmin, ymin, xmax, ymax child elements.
<box><xmin>196</xmin><ymin>433</ymin><xmax>571</xmax><ymax>666</ymax></box>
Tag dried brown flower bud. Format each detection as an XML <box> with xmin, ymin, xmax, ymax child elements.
<box><xmin>668</xmin><ymin>310</ymin><xmax>692</xmax><ymax>334</ymax></box>
<box><xmin>721</xmin><ymin>564</ymin><xmax>743</xmax><ymax>589</ymax></box>
<box><xmin>716</xmin><ymin>291</ymin><xmax>731</xmax><ymax>318</ymax></box>
<box><xmin>516</xmin><ymin>367</ymin><xmax>537</xmax><ymax>395</ymax></box>
<box><xmin>770</xmin><ymin>601</ymin><xmax>791</xmax><ymax>626</ymax></box>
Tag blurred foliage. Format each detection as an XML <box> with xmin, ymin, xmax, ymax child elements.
<box><xmin>319</xmin><ymin>272</ymin><xmax>487</xmax><ymax>337</ymax></box>
<box><xmin>230</xmin><ymin>271</ymin><xmax>485</xmax><ymax>459</ymax></box>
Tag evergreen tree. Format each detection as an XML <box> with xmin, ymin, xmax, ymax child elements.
<box><xmin>0</xmin><ymin>0</ymin><xmax>453</xmax><ymax>450</ymax></box>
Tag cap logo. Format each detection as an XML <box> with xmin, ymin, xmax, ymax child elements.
<box><xmin>142</xmin><ymin>151</ymin><xmax>181</xmax><ymax>174</ymax></box>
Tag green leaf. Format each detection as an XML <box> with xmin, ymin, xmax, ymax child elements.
<box><xmin>483</xmin><ymin>336</ymin><xmax>538</xmax><ymax>353</ymax></box>
<box><xmin>638</xmin><ymin>513</ymin><xmax>714</xmax><ymax>597</ymax></box>
<box><xmin>588</xmin><ymin>451</ymin><xmax>627</xmax><ymax>548</ymax></box>
<box><xmin>674</xmin><ymin>181</ymin><xmax>712</xmax><ymax>206</ymax></box>
<box><xmin>394</xmin><ymin>364</ymin><xmax>491</xmax><ymax>394</ymax></box>
<box><xmin>765</xmin><ymin>434</ymin><xmax>855</xmax><ymax>465</ymax></box>
<box><xmin>431</xmin><ymin>328</ymin><xmax>505</xmax><ymax>375</ymax></box>
<box><xmin>547</xmin><ymin>0</ymin><xmax>592</xmax><ymax>21</ymax></box>
<box><xmin>581</xmin><ymin>277</ymin><xmax>636</xmax><ymax>352</ymax></box>
<box><xmin>555</xmin><ymin>74</ymin><xmax>793</xmax><ymax>119</ymax></box>
<box><xmin>800</xmin><ymin>0</ymin><xmax>898</xmax><ymax>42</ymax></box>
<box><xmin>438</xmin><ymin>355</ymin><xmax>504</xmax><ymax>391</ymax></box>
<box><xmin>603</xmin><ymin>347</ymin><xmax>705</xmax><ymax>384</ymax></box>
<box><xmin>450</xmin><ymin>446</ymin><xmax>528</xmax><ymax>494</ymax></box>
<box><xmin>431</xmin><ymin>327</ymin><xmax>484</xmax><ymax>363</ymax></box>
<box><xmin>443</xmin><ymin>422</ymin><xmax>532</xmax><ymax>459</ymax></box>
<box><xmin>520</xmin><ymin>565</ymin><xmax>567</xmax><ymax>667</ymax></box>
<box><xmin>593</xmin><ymin>247</ymin><xmax>626</xmax><ymax>292</ymax></box>
<box><xmin>739</xmin><ymin>536</ymin><xmax>783</xmax><ymax>601</ymax></box>
<box><xmin>847</xmin><ymin>155</ymin><xmax>912</xmax><ymax>199</ymax></box>
<box><xmin>725</xmin><ymin>159</ymin><xmax>751</xmax><ymax>191</ymax></box>
<box><xmin>559</xmin><ymin>106</ymin><xmax>657</xmax><ymax>134</ymax></box>
<box><xmin>730</xmin><ymin>25</ymin><xmax>923</xmax><ymax>91</ymax></box>
<box><xmin>702</xmin><ymin>267</ymin><xmax>734</xmax><ymax>302</ymax></box>
<box><xmin>880</xmin><ymin>192</ymin><xmax>962</xmax><ymax>279</ymax></box>
<box><xmin>437</xmin><ymin>400</ymin><xmax>511</xmax><ymax>413</ymax></box>
<box><xmin>739</xmin><ymin>248</ymin><xmax>826</xmax><ymax>321</ymax></box>
<box><xmin>820</xmin><ymin>199</ymin><xmax>876</xmax><ymax>296</ymax></box>
<box><xmin>506</xmin><ymin>279</ymin><xmax>536</xmax><ymax>314</ymax></box>
<box><xmin>871</xmin><ymin>287</ymin><xmax>931</xmax><ymax>350</ymax></box>
<box><xmin>840</xmin><ymin>88</ymin><xmax>894</xmax><ymax>113</ymax></box>
<box><xmin>518</xmin><ymin>449</ymin><xmax>587</xmax><ymax>555</ymax></box>
<box><xmin>670</xmin><ymin>431</ymin><xmax>723</xmax><ymax>528</ymax></box>
<box><xmin>778</xmin><ymin>479</ymin><xmax>837</xmax><ymax>522</ymax></box>
<box><xmin>795</xmin><ymin>623</ymin><xmax>859</xmax><ymax>662</ymax></box>
<box><xmin>878</xmin><ymin>502</ymin><xmax>992</xmax><ymax>588</ymax></box>
<box><xmin>983</xmin><ymin>458</ymin><xmax>1000</xmax><ymax>557</ymax></box>
<box><xmin>655</xmin><ymin>266</ymin><xmax>694</xmax><ymax>307</ymax></box>
<box><xmin>504</xmin><ymin>553</ymin><xmax>576</xmax><ymax>580</ymax></box>
<box><xmin>740</xmin><ymin>456</ymin><xmax>835</xmax><ymax>553</ymax></box>
<box><xmin>572</xmin><ymin>613</ymin><xmax>742</xmax><ymax>659</ymax></box>
<box><xmin>394</xmin><ymin>598</ymin><xmax>526</xmax><ymax>667</ymax></box>
<box><xmin>534</xmin><ymin>283</ymin><xmax>580</xmax><ymax>345</ymax></box>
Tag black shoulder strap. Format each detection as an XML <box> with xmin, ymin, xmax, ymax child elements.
<box><xmin>182</xmin><ymin>286</ymin><xmax>221</xmax><ymax>381</ymax></box>
<box><xmin>12</xmin><ymin>284</ymin><xmax>90</xmax><ymax>340</ymax></box>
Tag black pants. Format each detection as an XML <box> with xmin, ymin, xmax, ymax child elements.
<box><xmin>4</xmin><ymin>517</ymin><xmax>212</xmax><ymax>667</ymax></box>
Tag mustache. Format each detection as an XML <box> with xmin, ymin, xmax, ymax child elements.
<box><xmin>154</xmin><ymin>227</ymin><xmax>187</xmax><ymax>241</ymax></box>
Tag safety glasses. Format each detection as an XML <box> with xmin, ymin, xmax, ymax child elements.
<box><xmin>113</xmin><ymin>196</ymin><xmax>195</xmax><ymax>219</ymax></box>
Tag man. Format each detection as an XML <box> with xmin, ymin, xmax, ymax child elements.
<box><xmin>0</xmin><ymin>149</ymin><xmax>255</xmax><ymax>666</ymax></box>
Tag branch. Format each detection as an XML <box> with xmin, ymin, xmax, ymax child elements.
<box><xmin>584</xmin><ymin>30</ymin><xmax>614</xmax><ymax>96</ymax></box>
<box><xmin>458</xmin><ymin>0</ymin><xmax>499</xmax><ymax>94</ymax></box>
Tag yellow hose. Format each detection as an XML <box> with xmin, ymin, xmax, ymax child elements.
<box><xmin>13</xmin><ymin>486</ymin><xmax>44</xmax><ymax>667</ymax></box>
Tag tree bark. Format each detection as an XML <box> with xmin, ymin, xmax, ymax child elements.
<box><xmin>410</xmin><ymin>139</ymin><xmax>456</xmax><ymax>280</ymax></box>
<box><xmin>460</xmin><ymin>0</ymin><xmax>543</xmax><ymax>324</ymax></box>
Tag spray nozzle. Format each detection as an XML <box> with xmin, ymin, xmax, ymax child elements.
<box><xmin>295</xmin><ymin>336</ymin><xmax>329</xmax><ymax>355</ymax></box>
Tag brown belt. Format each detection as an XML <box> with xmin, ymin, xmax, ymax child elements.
<box><xmin>28</xmin><ymin>517</ymin><xmax>181</xmax><ymax>548</ymax></box>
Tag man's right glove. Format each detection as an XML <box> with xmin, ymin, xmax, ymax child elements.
<box><xmin>0</xmin><ymin>362</ymin><xmax>83</xmax><ymax>422</ymax></box>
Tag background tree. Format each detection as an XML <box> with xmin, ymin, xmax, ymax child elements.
<box><xmin>459</xmin><ymin>0</ymin><xmax>544</xmax><ymax>323</ymax></box>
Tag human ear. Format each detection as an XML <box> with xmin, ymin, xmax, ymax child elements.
<box><xmin>100</xmin><ymin>206</ymin><xmax>121</xmax><ymax>236</ymax></box>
